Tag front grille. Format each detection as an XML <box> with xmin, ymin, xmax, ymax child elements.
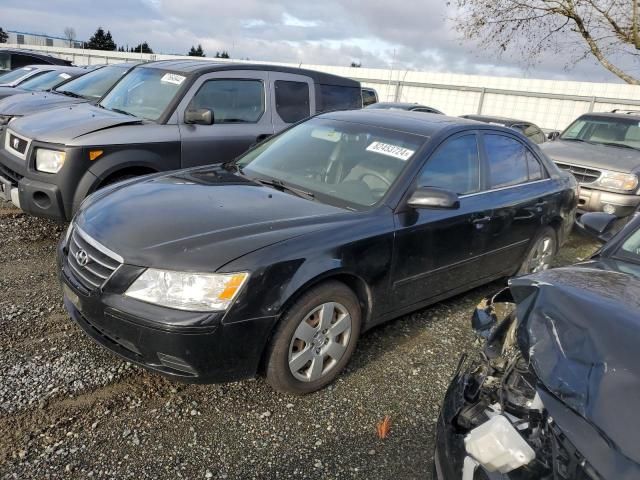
<box><xmin>66</xmin><ymin>227</ymin><xmax>121</xmax><ymax>291</ymax></box>
<box><xmin>0</xmin><ymin>162</ymin><xmax>22</xmax><ymax>186</ymax></box>
<box><xmin>8</xmin><ymin>133</ymin><xmax>27</xmax><ymax>154</ymax></box>
<box><xmin>555</xmin><ymin>162</ymin><xmax>601</xmax><ymax>185</ymax></box>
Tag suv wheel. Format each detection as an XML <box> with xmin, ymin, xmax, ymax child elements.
<box><xmin>265</xmin><ymin>281</ymin><xmax>361</xmax><ymax>394</ymax></box>
<box><xmin>517</xmin><ymin>226</ymin><xmax>557</xmax><ymax>275</ymax></box>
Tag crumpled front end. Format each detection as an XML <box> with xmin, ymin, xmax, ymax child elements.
<box><xmin>435</xmin><ymin>273</ymin><xmax>640</xmax><ymax>479</ymax></box>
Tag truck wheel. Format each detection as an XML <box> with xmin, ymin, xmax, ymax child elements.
<box><xmin>265</xmin><ymin>281</ymin><xmax>361</xmax><ymax>394</ymax></box>
<box><xmin>517</xmin><ymin>226</ymin><xmax>557</xmax><ymax>275</ymax></box>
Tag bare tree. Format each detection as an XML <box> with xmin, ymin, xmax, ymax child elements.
<box><xmin>63</xmin><ymin>27</ymin><xmax>76</xmax><ymax>47</ymax></box>
<box><xmin>450</xmin><ymin>0</ymin><xmax>640</xmax><ymax>84</ymax></box>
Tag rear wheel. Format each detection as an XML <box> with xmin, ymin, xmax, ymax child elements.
<box><xmin>265</xmin><ymin>281</ymin><xmax>361</xmax><ymax>394</ymax></box>
<box><xmin>517</xmin><ymin>226</ymin><xmax>557</xmax><ymax>275</ymax></box>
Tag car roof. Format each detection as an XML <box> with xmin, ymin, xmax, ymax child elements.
<box><xmin>462</xmin><ymin>114</ymin><xmax>531</xmax><ymax>126</ymax></box>
<box><xmin>579</xmin><ymin>111</ymin><xmax>640</xmax><ymax>121</ymax></box>
<box><xmin>138</xmin><ymin>60</ymin><xmax>359</xmax><ymax>87</ymax></box>
<box><xmin>368</xmin><ymin>102</ymin><xmax>430</xmax><ymax>110</ymax></box>
<box><xmin>0</xmin><ymin>48</ymin><xmax>73</xmax><ymax>66</ymax></box>
<box><xmin>319</xmin><ymin>108</ymin><xmax>481</xmax><ymax>136</ymax></box>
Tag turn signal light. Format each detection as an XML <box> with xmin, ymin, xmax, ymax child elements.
<box><xmin>89</xmin><ymin>150</ymin><xmax>104</xmax><ymax>161</ymax></box>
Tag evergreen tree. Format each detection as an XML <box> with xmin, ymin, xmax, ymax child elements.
<box><xmin>0</xmin><ymin>28</ymin><xmax>8</xmax><ymax>44</ymax></box>
<box><xmin>215</xmin><ymin>51</ymin><xmax>230</xmax><ymax>59</ymax></box>
<box><xmin>86</xmin><ymin>27</ymin><xmax>117</xmax><ymax>51</ymax></box>
<box><xmin>188</xmin><ymin>44</ymin><xmax>205</xmax><ymax>57</ymax></box>
<box><xmin>131</xmin><ymin>41</ymin><xmax>153</xmax><ymax>54</ymax></box>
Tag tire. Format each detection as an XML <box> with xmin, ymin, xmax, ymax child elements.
<box><xmin>265</xmin><ymin>280</ymin><xmax>361</xmax><ymax>394</ymax></box>
<box><xmin>517</xmin><ymin>226</ymin><xmax>557</xmax><ymax>275</ymax></box>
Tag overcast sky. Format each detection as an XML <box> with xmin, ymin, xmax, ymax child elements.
<box><xmin>0</xmin><ymin>0</ymin><xmax>631</xmax><ymax>82</ymax></box>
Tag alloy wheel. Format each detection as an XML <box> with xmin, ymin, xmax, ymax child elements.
<box><xmin>288</xmin><ymin>301</ymin><xmax>352</xmax><ymax>382</ymax></box>
<box><xmin>527</xmin><ymin>235</ymin><xmax>554</xmax><ymax>273</ymax></box>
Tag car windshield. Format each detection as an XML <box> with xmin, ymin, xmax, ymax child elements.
<box><xmin>56</xmin><ymin>65</ymin><xmax>128</xmax><ymax>101</ymax></box>
<box><xmin>99</xmin><ymin>67</ymin><xmax>186</xmax><ymax>121</ymax></box>
<box><xmin>236</xmin><ymin>118</ymin><xmax>426</xmax><ymax>209</ymax></box>
<box><xmin>0</xmin><ymin>67</ymin><xmax>36</xmax><ymax>84</ymax></box>
<box><xmin>19</xmin><ymin>70</ymin><xmax>74</xmax><ymax>91</ymax></box>
<box><xmin>561</xmin><ymin>115</ymin><xmax>640</xmax><ymax>150</ymax></box>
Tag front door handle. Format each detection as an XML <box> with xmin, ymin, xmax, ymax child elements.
<box><xmin>471</xmin><ymin>215</ymin><xmax>492</xmax><ymax>225</ymax></box>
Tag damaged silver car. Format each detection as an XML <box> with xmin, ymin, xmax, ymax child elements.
<box><xmin>434</xmin><ymin>210</ymin><xmax>640</xmax><ymax>479</ymax></box>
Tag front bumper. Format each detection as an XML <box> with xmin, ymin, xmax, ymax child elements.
<box><xmin>57</xmin><ymin>241</ymin><xmax>277</xmax><ymax>384</ymax></box>
<box><xmin>577</xmin><ymin>185</ymin><xmax>640</xmax><ymax>217</ymax></box>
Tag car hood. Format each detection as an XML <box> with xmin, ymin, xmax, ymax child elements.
<box><xmin>8</xmin><ymin>102</ymin><xmax>142</xmax><ymax>144</ymax></box>
<box><xmin>509</xmin><ymin>264</ymin><xmax>640</xmax><ymax>468</ymax></box>
<box><xmin>0</xmin><ymin>86</ymin><xmax>27</xmax><ymax>100</ymax></box>
<box><xmin>0</xmin><ymin>90</ymin><xmax>83</xmax><ymax>116</ymax></box>
<box><xmin>75</xmin><ymin>166</ymin><xmax>350</xmax><ymax>271</ymax></box>
<box><xmin>541</xmin><ymin>139</ymin><xmax>640</xmax><ymax>173</ymax></box>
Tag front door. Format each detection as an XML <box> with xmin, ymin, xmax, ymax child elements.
<box><xmin>178</xmin><ymin>70</ymin><xmax>274</xmax><ymax>168</ymax></box>
<box><xmin>391</xmin><ymin>132</ymin><xmax>491</xmax><ymax>309</ymax></box>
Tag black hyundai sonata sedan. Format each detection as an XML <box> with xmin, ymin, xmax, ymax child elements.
<box><xmin>57</xmin><ymin>109</ymin><xmax>577</xmax><ymax>393</ymax></box>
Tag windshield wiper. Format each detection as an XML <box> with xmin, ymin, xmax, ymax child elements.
<box><xmin>253</xmin><ymin>177</ymin><xmax>315</xmax><ymax>200</ymax></box>
<box><xmin>56</xmin><ymin>90</ymin><xmax>82</xmax><ymax>98</ymax></box>
<box><xmin>222</xmin><ymin>161</ymin><xmax>244</xmax><ymax>175</ymax></box>
<box><xmin>597</xmin><ymin>141</ymin><xmax>640</xmax><ymax>151</ymax></box>
<box><xmin>562</xmin><ymin>138</ymin><xmax>595</xmax><ymax>144</ymax></box>
<box><xmin>110</xmin><ymin>107</ymin><xmax>136</xmax><ymax>117</ymax></box>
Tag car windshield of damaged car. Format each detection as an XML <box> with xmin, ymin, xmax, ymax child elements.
<box><xmin>234</xmin><ymin>118</ymin><xmax>425</xmax><ymax>209</ymax></box>
<box><xmin>99</xmin><ymin>68</ymin><xmax>185</xmax><ymax>121</ymax></box>
<box><xmin>18</xmin><ymin>70</ymin><xmax>72</xmax><ymax>91</ymax></box>
<box><xmin>617</xmin><ymin>226</ymin><xmax>640</xmax><ymax>265</ymax></box>
<box><xmin>561</xmin><ymin>115</ymin><xmax>640</xmax><ymax>150</ymax></box>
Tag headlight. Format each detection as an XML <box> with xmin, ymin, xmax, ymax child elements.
<box><xmin>125</xmin><ymin>269</ymin><xmax>249</xmax><ymax>311</ymax></box>
<box><xmin>0</xmin><ymin>115</ymin><xmax>13</xmax><ymax>125</ymax></box>
<box><xmin>36</xmin><ymin>148</ymin><xmax>66</xmax><ymax>173</ymax></box>
<box><xmin>595</xmin><ymin>170</ymin><xmax>638</xmax><ymax>192</ymax></box>
<box><xmin>64</xmin><ymin>221</ymin><xmax>74</xmax><ymax>246</ymax></box>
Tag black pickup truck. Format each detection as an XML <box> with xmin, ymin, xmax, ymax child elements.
<box><xmin>0</xmin><ymin>60</ymin><xmax>362</xmax><ymax>221</ymax></box>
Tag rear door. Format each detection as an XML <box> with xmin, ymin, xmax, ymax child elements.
<box><xmin>268</xmin><ymin>71</ymin><xmax>315</xmax><ymax>133</ymax></box>
<box><xmin>391</xmin><ymin>132</ymin><xmax>492</xmax><ymax>309</ymax></box>
<box><xmin>475</xmin><ymin>132</ymin><xmax>552</xmax><ymax>277</ymax></box>
<box><xmin>177</xmin><ymin>70</ymin><xmax>274</xmax><ymax>168</ymax></box>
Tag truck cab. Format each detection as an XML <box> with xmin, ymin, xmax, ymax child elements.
<box><xmin>0</xmin><ymin>60</ymin><xmax>362</xmax><ymax>221</ymax></box>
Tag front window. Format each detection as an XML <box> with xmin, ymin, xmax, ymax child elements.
<box><xmin>618</xmin><ymin>227</ymin><xmax>640</xmax><ymax>264</ymax></box>
<box><xmin>0</xmin><ymin>67</ymin><xmax>35</xmax><ymax>84</ymax></box>
<box><xmin>56</xmin><ymin>65</ymin><xmax>129</xmax><ymax>101</ymax></box>
<box><xmin>189</xmin><ymin>79</ymin><xmax>264</xmax><ymax>124</ymax></box>
<box><xmin>561</xmin><ymin>116</ymin><xmax>640</xmax><ymax>150</ymax></box>
<box><xmin>236</xmin><ymin>118</ymin><xmax>426</xmax><ymax>208</ymax></box>
<box><xmin>99</xmin><ymin>68</ymin><xmax>187</xmax><ymax>121</ymax></box>
<box><xmin>19</xmin><ymin>70</ymin><xmax>74</xmax><ymax>91</ymax></box>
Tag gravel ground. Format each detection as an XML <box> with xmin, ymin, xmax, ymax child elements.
<box><xmin>0</xmin><ymin>199</ymin><xmax>599</xmax><ymax>479</ymax></box>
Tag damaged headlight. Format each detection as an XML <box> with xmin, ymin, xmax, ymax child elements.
<box><xmin>125</xmin><ymin>269</ymin><xmax>249</xmax><ymax>312</ymax></box>
<box><xmin>594</xmin><ymin>170</ymin><xmax>638</xmax><ymax>192</ymax></box>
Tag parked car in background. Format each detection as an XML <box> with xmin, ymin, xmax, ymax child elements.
<box><xmin>361</xmin><ymin>87</ymin><xmax>378</xmax><ymax>107</ymax></box>
<box><xmin>367</xmin><ymin>101</ymin><xmax>444</xmax><ymax>114</ymax></box>
<box><xmin>0</xmin><ymin>65</ymin><xmax>89</xmax><ymax>101</ymax></box>
<box><xmin>0</xmin><ymin>63</ymin><xmax>139</xmax><ymax>130</ymax></box>
<box><xmin>0</xmin><ymin>48</ymin><xmax>72</xmax><ymax>72</ymax></box>
<box><xmin>0</xmin><ymin>64</ymin><xmax>71</xmax><ymax>87</ymax></box>
<box><xmin>0</xmin><ymin>60</ymin><xmax>362</xmax><ymax>221</ymax></box>
<box><xmin>461</xmin><ymin>114</ymin><xmax>547</xmax><ymax>144</ymax></box>
<box><xmin>434</xmin><ymin>210</ymin><xmax>640</xmax><ymax>480</ymax></box>
<box><xmin>57</xmin><ymin>110</ymin><xmax>576</xmax><ymax>394</ymax></box>
<box><xmin>541</xmin><ymin>111</ymin><xmax>640</xmax><ymax>217</ymax></box>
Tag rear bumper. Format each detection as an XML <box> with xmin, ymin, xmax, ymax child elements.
<box><xmin>577</xmin><ymin>186</ymin><xmax>640</xmax><ymax>217</ymax></box>
<box><xmin>58</xmin><ymin>243</ymin><xmax>278</xmax><ymax>384</ymax></box>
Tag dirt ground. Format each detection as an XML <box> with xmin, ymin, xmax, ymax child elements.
<box><xmin>0</xmin><ymin>199</ymin><xmax>599</xmax><ymax>479</ymax></box>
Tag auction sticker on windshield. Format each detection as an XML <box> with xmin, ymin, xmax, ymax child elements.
<box><xmin>161</xmin><ymin>73</ymin><xmax>186</xmax><ymax>85</ymax></box>
<box><xmin>366</xmin><ymin>141</ymin><xmax>415</xmax><ymax>161</ymax></box>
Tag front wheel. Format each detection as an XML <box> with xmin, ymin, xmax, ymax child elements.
<box><xmin>517</xmin><ymin>227</ymin><xmax>557</xmax><ymax>275</ymax></box>
<box><xmin>265</xmin><ymin>281</ymin><xmax>361</xmax><ymax>394</ymax></box>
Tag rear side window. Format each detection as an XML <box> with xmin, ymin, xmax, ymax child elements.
<box><xmin>275</xmin><ymin>80</ymin><xmax>310</xmax><ymax>123</ymax></box>
<box><xmin>520</xmin><ymin>124</ymin><xmax>545</xmax><ymax>144</ymax></box>
<box><xmin>485</xmin><ymin>134</ymin><xmax>546</xmax><ymax>188</ymax></box>
<box><xmin>190</xmin><ymin>79</ymin><xmax>264</xmax><ymax>124</ymax></box>
<box><xmin>362</xmin><ymin>88</ymin><xmax>378</xmax><ymax>107</ymax></box>
<box><xmin>419</xmin><ymin>134</ymin><xmax>481</xmax><ymax>195</ymax></box>
<box><xmin>318</xmin><ymin>84</ymin><xmax>362</xmax><ymax>112</ymax></box>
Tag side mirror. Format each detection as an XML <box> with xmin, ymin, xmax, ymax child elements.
<box><xmin>185</xmin><ymin>108</ymin><xmax>214</xmax><ymax>125</ymax></box>
<box><xmin>547</xmin><ymin>131</ymin><xmax>561</xmax><ymax>141</ymax></box>
<box><xmin>407</xmin><ymin>186</ymin><xmax>460</xmax><ymax>209</ymax></box>
<box><xmin>577</xmin><ymin>212</ymin><xmax>618</xmax><ymax>243</ymax></box>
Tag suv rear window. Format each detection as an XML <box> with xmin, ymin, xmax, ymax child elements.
<box><xmin>318</xmin><ymin>85</ymin><xmax>362</xmax><ymax>112</ymax></box>
<box><xmin>275</xmin><ymin>80</ymin><xmax>310</xmax><ymax>123</ymax></box>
